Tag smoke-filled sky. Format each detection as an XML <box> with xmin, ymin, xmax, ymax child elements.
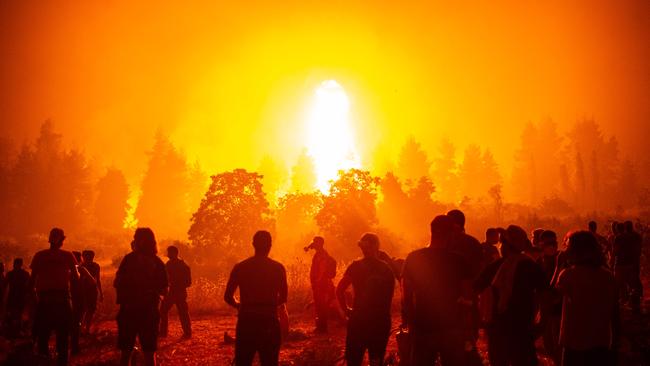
<box><xmin>1</xmin><ymin>0</ymin><xmax>649</xmax><ymax>184</ymax></box>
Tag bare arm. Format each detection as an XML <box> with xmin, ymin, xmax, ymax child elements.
<box><xmin>223</xmin><ymin>265</ymin><xmax>240</xmax><ymax>310</ymax></box>
<box><xmin>336</xmin><ymin>274</ymin><xmax>352</xmax><ymax>317</ymax></box>
<box><xmin>96</xmin><ymin>265</ymin><xmax>103</xmax><ymax>298</ymax></box>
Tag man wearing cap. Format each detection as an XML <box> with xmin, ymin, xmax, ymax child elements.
<box><xmin>30</xmin><ymin>228</ymin><xmax>79</xmax><ymax>366</ymax></box>
<box><xmin>336</xmin><ymin>233</ymin><xmax>395</xmax><ymax>366</ymax></box>
<box><xmin>307</xmin><ymin>236</ymin><xmax>336</xmax><ymax>333</ymax></box>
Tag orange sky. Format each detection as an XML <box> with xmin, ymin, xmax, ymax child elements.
<box><xmin>1</xmin><ymin>0</ymin><xmax>648</xmax><ymax>184</ymax></box>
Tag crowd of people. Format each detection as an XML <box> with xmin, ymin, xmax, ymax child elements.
<box><xmin>0</xmin><ymin>210</ymin><xmax>644</xmax><ymax>366</ymax></box>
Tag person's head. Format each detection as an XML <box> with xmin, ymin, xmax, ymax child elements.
<box><xmin>566</xmin><ymin>231</ymin><xmax>602</xmax><ymax>267</ymax></box>
<box><xmin>48</xmin><ymin>227</ymin><xmax>65</xmax><ymax>249</ymax></box>
<box><xmin>252</xmin><ymin>230</ymin><xmax>272</xmax><ymax>256</ymax></box>
<box><xmin>72</xmin><ymin>251</ymin><xmax>82</xmax><ymax>263</ymax></box>
<box><xmin>13</xmin><ymin>258</ymin><xmax>23</xmax><ymax>270</ymax></box>
<box><xmin>167</xmin><ymin>245</ymin><xmax>179</xmax><ymax>259</ymax></box>
<box><xmin>485</xmin><ymin>228</ymin><xmax>499</xmax><ymax>245</ymax></box>
<box><xmin>588</xmin><ymin>221</ymin><xmax>597</xmax><ymax>233</ymax></box>
<box><xmin>133</xmin><ymin>228</ymin><xmax>157</xmax><ymax>256</ymax></box>
<box><xmin>624</xmin><ymin>220</ymin><xmax>634</xmax><ymax>233</ymax></box>
<box><xmin>311</xmin><ymin>236</ymin><xmax>325</xmax><ymax>251</ymax></box>
<box><xmin>615</xmin><ymin>222</ymin><xmax>625</xmax><ymax>234</ymax></box>
<box><xmin>501</xmin><ymin>225</ymin><xmax>530</xmax><ymax>257</ymax></box>
<box><xmin>430</xmin><ymin>215</ymin><xmax>455</xmax><ymax>249</ymax></box>
<box><xmin>81</xmin><ymin>250</ymin><xmax>95</xmax><ymax>263</ymax></box>
<box><xmin>532</xmin><ymin>228</ymin><xmax>544</xmax><ymax>247</ymax></box>
<box><xmin>358</xmin><ymin>233</ymin><xmax>380</xmax><ymax>258</ymax></box>
<box><xmin>446</xmin><ymin>209</ymin><xmax>466</xmax><ymax>231</ymax></box>
<box><xmin>540</xmin><ymin>230</ymin><xmax>558</xmax><ymax>256</ymax></box>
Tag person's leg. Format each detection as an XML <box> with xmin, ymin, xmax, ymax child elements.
<box><xmin>345</xmin><ymin>324</ymin><xmax>366</xmax><ymax>366</ymax></box>
<box><xmin>117</xmin><ymin>307</ymin><xmax>137</xmax><ymax>366</ymax></box>
<box><xmin>55</xmin><ymin>300</ymin><xmax>72</xmax><ymax>365</ymax></box>
<box><xmin>34</xmin><ymin>299</ymin><xmax>51</xmax><ymax>356</ymax></box>
<box><xmin>410</xmin><ymin>333</ymin><xmax>438</xmax><ymax>366</ymax></box>
<box><xmin>509</xmin><ymin>328</ymin><xmax>538</xmax><ymax>366</ymax></box>
<box><xmin>486</xmin><ymin>325</ymin><xmax>508</xmax><ymax>366</ymax></box>
<box><xmin>439</xmin><ymin>331</ymin><xmax>466</xmax><ymax>366</ymax></box>
<box><xmin>367</xmin><ymin>333</ymin><xmax>390</xmax><ymax>366</ymax></box>
<box><xmin>234</xmin><ymin>339</ymin><xmax>257</xmax><ymax>366</ymax></box>
<box><xmin>177</xmin><ymin>296</ymin><xmax>191</xmax><ymax>337</ymax></box>
<box><xmin>257</xmin><ymin>318</ymin><xmax>281</xmax><ymax>366</ymax></box>
<box><xmin>138</xmin><ymin>305</ymin><xmax>160</xmax><ymax>366</ymax></box>
<box><xmin>313</xmin><ymin>288</ymin><xmax>328</xmax><ymax>332</ymax></box>
<box><xmin>70</xmin><ymin>303</ymin><xmax>82</xmax><ymax>355</ymax></box>
<box><xmin>159</xmin><ymin>296</ymin><xmax>172</xmax><ymax>337</ymax></box>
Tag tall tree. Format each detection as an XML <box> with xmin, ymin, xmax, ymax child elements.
<box><xmin>188</xmin><ymin>169</ymin><xmax>272</xmax><ymax>264</ymax></box>
<box><xmin>94</xmin><ymin>168</ymin><xmax>130</xmax><ymax>232</ymax></box>
<box><xmin>396</xmin><ymin>136</ymin><xmax>431</xmax><ymax>187</ymax></box>
<box><xmin>290</xmin><ymin>149</ymin><xmax>317</xmax><ymax>192</ymax></box>
<box><xmin>258</xmin><ymin>155</ymin><xmax>288</xmax><ymax>207</ymax></box>
<box><xmin>458</xmin><ymin>144</ymin><xmax>484</xmax><ymax>199</ymax></box>
<box><xmin>431</xmin><ymin>138</ymin><xmax>459</xmax><ymax>202</ymax></box>
<box><xmin>316</xmin><ymin>169</ymin><xmax>379</xmax><ymax>259</ymax></box>
<box><xmin>135</xmin><ymin>131</ymin><xmax>195</xmax><ymax>239</ymax></box>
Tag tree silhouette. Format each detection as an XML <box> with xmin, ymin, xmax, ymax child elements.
<box><xmin>94</xmin><ymin>168</ymin><xmax>130</xmax><ymax>232</ymax></box>
<box><xmin>275</xmin><ymin>192</ymin><xmax>323</xmax><ymax>254</ymax></box>
<box><xmin>316</xmin><ymin>169</ymin><xmax>379</xmax><ymax>259</ymax></box>
<box><xmin>135</xmin><ymin>131</ymin><xmax>197</xmax><ymax>239</ymax></box>
<box><xmin>396</xmin><ymin>136</ymin><xmax>431</xmax><ymax>186</ymax></box>
<box><xmin>459</xmin><ymin>144</ymin><xmax>484</xmax><ymax>199</ymax></box>
<box><xmin>188</xmin><ymin>169</ymin><xmax>272</xmax><ymax>264</ymax></box>
<box><xmin>431</xmin><ymin>138</ymin><xmax>459</xmax><ymax>202</ymax></box>
<box><xmin>290</xmin><ymin>149</ymin><xmax>317</xmax><ymax>192</ymax></box>
<box><xmin>258</xmin><ymin>155</ymin><xmax>288</xmax><ymax>207</ymax></box>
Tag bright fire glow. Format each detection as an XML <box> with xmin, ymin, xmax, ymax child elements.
<box><xmin>307</xmin><ymin>80</ymin><xmax>360</xmax><ymax>193</ymax></box>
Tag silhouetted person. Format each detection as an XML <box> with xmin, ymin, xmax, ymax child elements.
<box><xmin>0</xmin><ymin>262</ymin><xmax>5</xmax><ymax>315</ymax></box>
<box><xmin>4</xmin><ymin>258</ymin><xmax>30</xmax><ymax>338</ymax></box>
<box><xmin>224</xmin><ymin>230</ymin><xmax>288</xmax><ymax>366</ymax></box>
<box><xmin>613</xmin><ymin>221</ymin><xmax>643</xmax><ymax>312</ymax></box>
<box><xmin>482</xmin><ymin>228</ymin><xmax>501</xmax><ymax>267</ymax></box>
<box><xmin>306</xmin><ymin>236</ymin><xmax>336</xmax><ymax>333</ymax></box>
<box><xmin>160</xmin><ymin>245</ymin><xmax>192</xmax><ymax>339</ymax></box>
<box><xmin>80</xmin><ymin>250</ymin><xmax>102</xmax><ymax>334</ymax></box>
<box><xmin>588</xmin><ymin>221</ymin><xmax>609</xmax><ymax>265</ymax></box>
<box><xmin>537</xmin><ymin>230</ymin><xmax>562</xmax><ymax>364</ymax></box>
<box><xmin>30</xmin><ymin>228</ymin><xmax>79</xmax><ymax>366</ymax></box>
<box><xmin>71</xmin><ymin>251</ymin><xmax>96</xmax><ymax>355</ymax></box>
<box><xmin>336</xmin><ymin>233</ymin><xmax>394</xmax><ymax>366</ymax></box>
<box><xmin>532</xmin><ymin>228</ymin><xmax>545</xmax><ymax>249</ymax></box>
<box><xmin>402</xmin><ymin>215</ymin><xmax>470</xmax><ymax>365</ymax></box>
<box><xmin>446</xmin><ymin>209</ymin><xmax>483</xmax><ymax>365</ymax></box>
<box><xmin>114</xmin><ymin>228</ymin><xmax>168</xmax><ymax>366</ymax></box>
<box><xmin>556</xmin><ymin>231</ymin><xmax>619</xmax><ymax>366</ymax></box>
<box><xmin>474</xmin><ymin>225</ymin><xmax>546</xmax><ymax>366</ymax></box>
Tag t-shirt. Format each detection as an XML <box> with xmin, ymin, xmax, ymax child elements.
<box><xmin>451</xmin><ymin>233</ymin><xmax>484</xmax><ymax>279</ymax></box>
<box><xmin>114</xmin><ymin>252</ymin><xmax>167</xmax><ymax>308</ymax></box>
<box><xmin>166</xmin><ymin>258</ymin><xmax>191</xmax><ymax>294</ymax></box>
<box><xmin>225</xmin><ymin>256</ymin><xmax>288</xmax><ymax>316</ymax></box>
<box><xmin>403</xmin><ymin>247</ymin><xmax>470</xmax><ymax>333</ymax></box>
<box><xmin>343</xmin><ymin>257</ymin><xmax>394</xmax><ymax>321</ymax></box>
<box><xmin>6</xmin><ymin>268</ymin><xmax>30</xmax><ymax>305</ymax></box>
<box><xmin>30</xmin><ymin>248</ymin><xmax>77</xmax><ymax>292</ymax></box>
<box><xmin>556</xmin><ymin>266</ymin><xmax>617</xmax><ymax>350</ymax></box>
<box><xmin>614</xmin><ymin>232</ymin><xmax>642</xmax><ymax>267</ymax></box>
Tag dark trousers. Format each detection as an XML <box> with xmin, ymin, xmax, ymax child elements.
<box><xmin>70</xmin><ymin>300</ymin><xmax>83</xmax><ymax>353</ymax></box>
<box><xmin>312</xmin><ymin>283</ymin><xmax>332</xmax><ymax>331</ymax></box>
<box><xmin>541</xmin><ymin>312</ymin><xmax>562</xmax><ymax>363</ymax></box>
<box><xmin>235</xmin><ymin>313</ymin><xmax>281</xmax><ymax>366</ymax></box>
<box><xmin>160</xmin><ymin>292</ymin><xmax>191</xmax><ymax>336</ymax></box>
<box><xmin>410</xmin><ymin>331</ymin><xmax>464</xmax><ymax>366</ymax></box>
<box><xmin>34</xmin><ymin>292</ymin><xmax>72</xmax><ymax>366</ymax></box>
<box><xmin>562</xmin><ymin>347</ymin><xmax>616</xmax><ymax>366</ymax></box>
<box><xmin>486</xmin><ymin>324</ymin><xmax>538</xmax><ymax>366</ymax></box>
<box><xmin>4</xmin><ymin>300</ymin><xmax>26</xmax><ymax>338</ymax></box>
<box><xmin>345</xmin><ymin>316</ymin><xmax>391</xmax><ymax>366</ymax></box>
<box><xmin>615</xmin><ymin>264</ymin><xmax>643</xmax><ymax>310</ymax></box>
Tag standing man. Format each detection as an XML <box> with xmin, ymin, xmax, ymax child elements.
<box><xmin>114</xmin><ymin>228</ymin><xmax>168</xmax><ymax>366</ymax></box>
<box><xmin>80</xmin><ymin>250</ymin><xmax>103</xmax><ymax>334</ymax></box>
<box><xmin>4</xmin><ymin>258</ymin><xmax>30</xmax><ymax>338</ymax></box>
<box><xmin>224</xmin><ymin>231</ymin><xmax>288</xmax><ymax>366</ymax></box>
<box><xmin>588</xmin><ymin>221</ymin><xmax>610</xmax><ymax>265</ymax></box>
<box><xmin>337</xmin><ymin>233</ymin><xmax>395</xmax><ymax>366</ymax></box>
<box><xmin>30</xmin><ymin>228</ymin><xmax>78</xmax><ymax>366</ymax></box>
<box><xmin>306</xmin><ymin>236</ymin><xmax>336</xmax><ymax>333</ymax></box>
<box><xmin>160</xmin><ymin>245</ymin><xmax>192</xmax><ymax>339</ymax></box>
<box><xmin>403</xmin><ymin>215</ymin><xmax>470</xmax><ymax>365</ymax></box>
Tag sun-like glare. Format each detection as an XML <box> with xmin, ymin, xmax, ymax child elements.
<box><xmin>307</xmin><ymin>80</ymin><xmax>360</xmax><ymax>193</ymax></box>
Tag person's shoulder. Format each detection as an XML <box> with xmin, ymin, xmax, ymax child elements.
<box><xmin>406</xmin><ymin>247</ymin><xmax>429</xmax><ymax>260</ymax></box>
<box><xmin>464</xmin><ymin>233</ymin><xmax>481</xmax><ymax>247</ymax></box>
<box><xmin>267</xmin><ymin>257</ymin><xmax>286</xmax><ymax>271</ymax></box>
